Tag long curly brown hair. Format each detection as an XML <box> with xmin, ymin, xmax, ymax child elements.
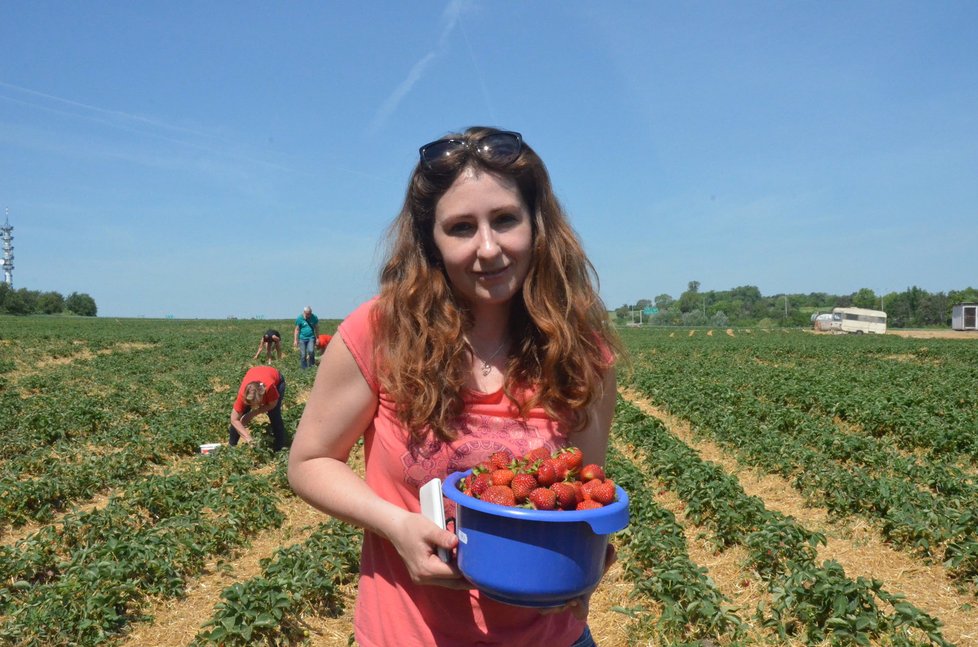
<box><xmin>373</xmin><ymin>126</ymin><xmax>619</xmax><ymax>443</ymax></box>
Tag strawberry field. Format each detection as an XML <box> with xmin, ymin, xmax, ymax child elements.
<box><xmin>1</xmin><ymin>316</ymin><xmax>977</xmax><ymax>646</ymax></box>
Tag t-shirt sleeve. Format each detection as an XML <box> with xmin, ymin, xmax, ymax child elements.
<box><xmin>338</xmin><ymin>298</ymin><xmax>380</xmax><ymax>394</ymax></box>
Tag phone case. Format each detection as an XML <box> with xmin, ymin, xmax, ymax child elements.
<box><xmin>420</xmin><ymin>477</ymin><xmax>450</xmax><ymax>562</ymax></box>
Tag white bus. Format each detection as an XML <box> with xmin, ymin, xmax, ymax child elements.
<box><xmin>832</xmin><ymin>307</ymin><xmax>887</xmax><ymax>334</ymax></box>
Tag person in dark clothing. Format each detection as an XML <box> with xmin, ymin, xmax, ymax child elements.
<box><xmin>253</xmin><ymin>329</ymin><xmax>283</xmax><ymax>362</ymax></box>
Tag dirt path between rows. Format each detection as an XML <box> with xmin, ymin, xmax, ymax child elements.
<box><xmin>620</xmin><ymin>387</ymin><xmax>978</xmax><ymax>647</ymax></box>
<box><xmin>122</xmin><ymin>492</ymin><xmax>329</xmax><ymax>647</ymax></box>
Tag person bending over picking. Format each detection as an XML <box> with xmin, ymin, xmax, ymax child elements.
<box><xmin>253</xmin><ymin>329</ymin><xmax>282</xmax><ymax>362</ymax></box>
<box><xmin>229</xmin><ymin>365</ymin><xmax>287</xmax><ymax>451</ymax></box>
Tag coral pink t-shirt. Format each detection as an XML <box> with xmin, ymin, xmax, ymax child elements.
<box><xmin>339</xmin><ymin>299</ymin><xmax>587</xmax><ymax>647</ymax></box>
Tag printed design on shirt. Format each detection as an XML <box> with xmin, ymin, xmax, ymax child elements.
<box><xmin>399</xmin><ymin>414</ymin><xmax>551</xmax><ymax>490</ymax></box>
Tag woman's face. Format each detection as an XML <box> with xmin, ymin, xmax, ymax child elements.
<box><xmin>432</xmin><ymin>167</ymin><xmax>533</xmax><ymax>309</ymax></box>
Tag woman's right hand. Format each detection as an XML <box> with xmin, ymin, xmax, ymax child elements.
<box><xmin>388</xmin><ymin>512</ymin><xmax>469</xmax><ymax>589</ymax></box>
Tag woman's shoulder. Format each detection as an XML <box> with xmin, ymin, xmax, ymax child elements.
<box><xmin>337</xmin><ymin>297</ymin><xmax>382</xmax><ymax>392</ymax></box>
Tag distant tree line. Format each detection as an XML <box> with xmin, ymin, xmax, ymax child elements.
<box><xmin>614</xmin><ymin>281</ymin><xmax>978</xmax><ymax>329</ymax></box>
<box><xmin>0</xmin><ymin>284</ymin><xmax>98</xmax><ymax>317</ymax></box>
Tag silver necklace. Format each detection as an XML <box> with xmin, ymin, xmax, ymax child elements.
<box><xmin>470</xmin><ymin>339</ymin><xmax>507</xmax><ymax>376</ymax></box>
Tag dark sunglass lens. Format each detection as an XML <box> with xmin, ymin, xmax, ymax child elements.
<box><xmin>420</xmin><ymin>139</ymin><xmax>465</xmax><ymax>168</ymax></box>
<box><xmin>478</xmin><ymin>132</ymin><xmax>522</xmax><ymax>165</ymax></box>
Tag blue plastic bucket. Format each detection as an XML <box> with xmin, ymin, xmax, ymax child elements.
<box><xmin>442</xmin><ymin>470</ymin><xmax>629</xmax><ymax>607</ymax></box>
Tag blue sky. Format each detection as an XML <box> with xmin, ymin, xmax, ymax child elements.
<box><xmin>2</xmin><ymin>1</ymin><xmax>975</xmax><ymax>319</ymax></box>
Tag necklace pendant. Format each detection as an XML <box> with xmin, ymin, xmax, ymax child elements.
<box><xmin>481</xmin><ymin>361</ymin><xmax>492</xmax><ymax>376</ymax></box>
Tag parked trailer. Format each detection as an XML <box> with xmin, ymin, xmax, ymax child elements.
<box><xmin>832</xmin><ymin>307</ymin><xmax>887</xmax><ymax>334</ymax></box>
<box><xmin>951</xmin><ymin>303</ymin><xmax>978</xmax><ymax>331</ymax></box>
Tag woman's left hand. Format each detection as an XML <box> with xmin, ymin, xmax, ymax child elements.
<box><xmin>387</xmin><ymin>512</ymin><xmax>468</xmax><ymax>589</ymax></box>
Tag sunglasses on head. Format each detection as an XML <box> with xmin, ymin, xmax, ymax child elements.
<box><xmin>419</xmin><ymin>131</ymin><xmax>523</xmax><ymax>171</ymax></box>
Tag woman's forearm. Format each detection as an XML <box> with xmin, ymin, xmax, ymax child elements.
<box><xmin>289</xmin><ymin>456</ymin><xmax>409</xmax><ymax>540</ymax></box>
<box><xmin>230</xmin><ymin>409</ymin><xmax>251</xmax><ymax>436</ymax></box>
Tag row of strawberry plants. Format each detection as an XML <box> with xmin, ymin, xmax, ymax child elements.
<box><xmin>0</xmin><ymin>388</ymin><xmax>203</xmax><ymax>528</ymax></box>
<box><xmin>613</xmin><ymin>399</ymin><xmax>951</xmax><ymax>646</ymax></box>
<box><xmin>629</xmin><ymin>361</ymin><xmax>978</xmax><ymax>589</ymax></box>
<box><xmin>0</xmin><ymin>316</ymin><xmax>303</xmax><ymax>467</ymax></box>
<box><xmin>0</xmin><ymin>398</ymin><xmax>250</xmax><ymax>529</ymax></box>
<box><xmin>628</xmin><ymin>330</ymin><xmax>978</xmax><ymax>461</ymax></box>
<box><xmin>1</xmin><ymin>344</ymin><xmax>240</xmax><ymax>463</ymax></box>
<box><xmin>604</xmin><ymin>444</ymin><xmax>748</xmax><ymax>644</ymax></box>
<box><xmin>0</xmin><ymin>448</ymin><xmax>286</xmax><ymax>646</ymax></box>
<box><xmin>693</xmin><ymin>350</ymin><xmax>978</xmax><ymax>494</ymax></box>
<box><xmin>623</xmin><ymin>332</ymin><xmax>978</xmax><ymax>587</ymax></box>
<box><xmin>770</xmin><ymin>341</ymin><xmax>978</xmax><ymax>459</ymax></box>
<box><xmin>0</xmin><ymin>334</ymin><xmax>306</xmax><ymax>530</ymax></box>
<box><xmin>0</xmin><ymin>443</ymin><xmax>161</xmax><ymax>528</ymax></box>
<box><xmin>191</xmin><ymin>518</ymin><xmax>361</xmax><ymax>646</ymax></box>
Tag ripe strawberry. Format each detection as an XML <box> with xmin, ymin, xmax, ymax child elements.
<box><xmin>482</xmin><ymin>485</ymin><xmax>516</xmax><ymax>507</ymax></box>
<box><xmin>524</xmin><ymin>446</ymin><xmax>551</xmax><ymax>464</ymax></box>
<box><xmin>554</xmin><ymin>461</ymin><xmax>569</xmax><ymax>480</ymax></box>
<box><xmin>473</xmin><ymin>460</ymin><xmax>492</xmax><ymax>474</ymax></box>
<box><xmin>510</xmin><ymin>473</ymin><xmax>538</xmax><ymax>503</ymax></box>
<box><xmin>556</xmin><ymin>446</ymin><xmax>584</xmax><ymax>473</ymax></box>
<box><xmin>528</xmin><ymin>487</ymin><xmax>556</xmax><ymax>510</ymax></box>
<box><xmin>535</xmin><ymin>459</ymin><xmax>560</xmax><ymax>487</ymax></box>
<box><xmin>590</xmin><ymin>479</ymin><xmax>617</xmax><ymax>505</ymax></box>
<box><xmin>491</xmin><ymin>468</ymin><xmax>515</xmax><ymax>486</ymax></box>
<box><xmin>489</xmin><ymin>450</ymin><xmax>514</xmax><ymax>471</ymax></box>
<box><xmin>550</xmin><ymin>482</ymin><xmax>577</xmax><ymax>510</ymax></box>
<box><xmin>581</xmin><ymin>478</ymin><xmax>601</xmax><ymax>500</ymax></box>
<box><xmin>522</xmin><ymin>447</ymin><xmax>550</xmax><ymax>471</ymax></box>
<box><xmin>576</xmin><ymin>499</ymin><xmax>604</xmax><ymax>511</ymax></box>
<box><xmin>579</xmin><ymin>464</ymin><xmax>605</xmax><ymax>482</ymax></box>
<box><xmin>469</xmin><ymin>472</ymin><xmax>492</xmax><ymax>497</ymax></box>
<box><xmin>570</xmin><ymin>480</ymin><xmax>585</xmax><ymax>504</ymax></box>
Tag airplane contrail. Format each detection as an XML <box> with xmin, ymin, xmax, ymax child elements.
<box><xmin>368</xmin><ymin>0</ymin><xmax>465</xmax><ymax>134</ymax></box>
<box><xmin>0</xmin><ymin>80</ymin><xmax>214</xmax><ymax>138</ymax></box>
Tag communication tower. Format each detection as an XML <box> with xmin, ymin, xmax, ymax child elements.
<box><xmin>1</xmin><ymin>209</ymin><xmax>13</xmax><ymax>288</ymax></box>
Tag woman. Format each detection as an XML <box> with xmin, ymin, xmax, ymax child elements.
<box><xmin>288</xmin><ymin>127</ymin><xmax>619</xmax><ymax>647</ymax></box>
<box><xmin>253</xmin><ymin>329</ymin><xmax>282</xmax><ymax>362</ymax></box>
<box><xmin>229</xmin><ymin>365</ymin><xmax>287</xmax><ymax>451</ymax></box>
